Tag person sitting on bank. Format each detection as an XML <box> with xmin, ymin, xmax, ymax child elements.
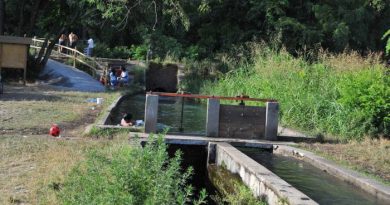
<box><xmin>118</xmin><ymin>66</ymin><xmax>129</xmax><ymax>86</ymax></box>
<box><xmin>121</xmin><ymin>113</ymin><xmax>133</xmax><ymax>126</ymax></box>
<box><xmin>109</xmin><ymin>67</ymin><xmax>118</xmax><ymax>88</ymax></box>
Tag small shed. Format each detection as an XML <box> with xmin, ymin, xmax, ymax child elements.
<box><xmin>0</xmin><ymin>35</ymin><xmax>32</xmax><ymax>85</ymax></box>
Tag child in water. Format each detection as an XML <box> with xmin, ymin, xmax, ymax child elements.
<box><xmin>121</xmin><ymin>113</ymin><xmax>133</xmax><ymax>126</ymax></box>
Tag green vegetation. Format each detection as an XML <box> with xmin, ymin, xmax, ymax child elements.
<box><xmin>1</xmin><ymin>1</ymin><xmax>389</xmax><ymax>60</ymax></box>
<box><xmin>298</xmin><ymin>138</ymin><xmax>390</xmax><ymax>184</ymax></box>
<box><xmin>383</xmin><ymin>29</ymin><xmax>390</xmax><ymax>56</ymax></box>
<box><xmin>201</xmin><ymin>43</ymin><xmax>389</xmax><ymax>140</ymax></box>
<box><xmin>59</xmin><ymin>135</ymin><xmax>207</xmax><ymax>205</ymax></box>
<box><xmin>208</xmin><ymin>165</ymin><xmax>266</xmax><ymax>205</ymax></box>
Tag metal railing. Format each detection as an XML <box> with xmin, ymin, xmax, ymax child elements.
<box><xmin>30</xmin><ymin>37</ymin><xmax>106</xmax><ymax>78</ymax></box>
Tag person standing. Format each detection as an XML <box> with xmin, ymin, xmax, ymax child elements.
<box><xmin>58</xmin><ymin>34</ymin><xmax>67</xmax><ymax>53</ymax></box>
<box><xmin>68</xmin><ymin>32</ymin><xmax>78</xmax><ymax>49</ymax></box>
<box><xmin>86</xmin><ymin>37</ymin><xmax>94</xmax><ymax>57</ymax></box>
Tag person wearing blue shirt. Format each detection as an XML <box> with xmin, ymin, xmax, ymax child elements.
<box><xmin>109</xmin><ymin>67</ymin><xmax>118</xmax><ymax>88</ymax></box>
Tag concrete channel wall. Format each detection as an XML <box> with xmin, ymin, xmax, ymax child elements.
<box><xmin>274</xmin><ymin>145</ymin><xmax>390</xmax><ymax>202</ymax></box>
<box><xmin>210</xmin><ymin>142</ymin><xmax>318</xmax><ymax>205</ymax></box>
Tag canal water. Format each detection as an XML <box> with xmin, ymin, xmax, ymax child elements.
<box><xmin>239</xmin><ymin>148</ymin><xmax>388</xmax><ymax>205</ymax></box>
<box><xmin>113</xmin><ymin>94</ymin><xmax>207</xmax><ymax>134</ymax></box>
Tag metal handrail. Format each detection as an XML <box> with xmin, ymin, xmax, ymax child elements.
<box><xmin>30</xmin><ymin>37</ymin><xmax>106</xmax><ymax>78</ymax></box>
<box><xmin>147</xmin><ymin>92</ymin><xmax>278</xmax><ymax>102</ymax></box>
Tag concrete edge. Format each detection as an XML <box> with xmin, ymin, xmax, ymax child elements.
<box><xmin>214</xmin><ymin>142</ymin><xmax>318</xmax><ymax>205</ymax></box>
<box><xmin>97</xmin><ymin>94</ymin><xmax>127</xmax><ymax>125</ymax></box>
<box><xmin>274</xmin><ymin>145</ymin><xmax>390</xmax><ymax>202</ymax></box>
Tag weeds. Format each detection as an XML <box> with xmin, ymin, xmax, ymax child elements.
<box><xmin>208</xmin><ymin>165</ymin><xmax>266</xmax><ymax>205</ymax></box>
<box><xmin>59</xmin><ymin>134</ymin><xmax>208</xmax><ymax>205</ymax></box>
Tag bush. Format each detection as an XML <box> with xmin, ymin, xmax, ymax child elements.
<box><xmin>130</xmin><ymin>44</ymin><xmax>148</xmax><ymax>60</ymax></box>
<box><xmin>59</xmin><ymin>135</ymin><xmax>207</xmax><ymax>204</ymax></box>
<box><xmin>93</xmin><ymin>43</ymin><xmax>132</xmax><ymax>59</ymax></box>
<box><xmin>200</xmin><ymin>43</ymin><xmax>390</xmax><ymax>140</ymax></box>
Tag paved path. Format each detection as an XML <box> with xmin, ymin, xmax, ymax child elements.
<box><xmin>38</xmin><ymin>59</ymin><xmax>106</xmax><ymax>92</ymax></box>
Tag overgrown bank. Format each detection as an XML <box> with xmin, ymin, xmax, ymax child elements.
<box><xmin>199</xmin><ymin>43</ymin><xmax>389</xmax><ymax>140</ymax></box>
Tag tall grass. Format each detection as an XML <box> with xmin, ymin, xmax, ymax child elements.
<box><xmin>59</xmin><ymin>135</ymin><xmax>207</xmax><ymax>205</ymax></box>
<box><xmin>201</xmin><ymin>43</ymin><xmax>389</xmax><ymax>140</ymax></box>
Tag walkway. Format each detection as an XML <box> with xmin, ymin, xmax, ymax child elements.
<box><xmin>38</xmin><ymin>59</ymin><xmax>105</xmax><ymax>92</ymax></box>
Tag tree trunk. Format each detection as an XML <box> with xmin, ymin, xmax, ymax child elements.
<box><xmin>0</xmin><ymin>0</ymin><xmax>5</xmax><ymax>35</ymax></box>
<box><xmin>16</xmin><ymin>0</ymin><xmax>26</xmax><ymax>36</ymax></box>
<box><xmin>34</xmin><ymin>37</ymin><xmax>48</xmax><ymax>69</ymax></box>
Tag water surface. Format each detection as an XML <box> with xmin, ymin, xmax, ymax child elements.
<box><xmin>113</xmin><ymin>94</ymin><xmax>207</xmax><ymax>135</ymax></box>
<box><xmin>239</xmin><ymin>148</ymin><xmax>388</xmax><ymax>205</ymax></box>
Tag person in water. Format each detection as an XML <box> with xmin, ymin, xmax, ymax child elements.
<box><xmin>121</xmin><ymin>113</ymin><xmax>133</xmax><ymax>126</ymax></box>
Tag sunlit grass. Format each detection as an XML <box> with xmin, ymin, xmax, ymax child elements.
<box><xmin>201</xmin><ymin>43</ymin><xmax>389</xmax><ymax>140</ymax></box>
<box><xmin>298</xmin><ymin>138</ymin><xmax>390</xmax><ymax>185</ymax></box>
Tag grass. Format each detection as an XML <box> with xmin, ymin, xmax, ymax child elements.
<box><xmin>0</xmin><ymin>84</ymin><xmax>122</xmax><ymax>204</ymax></box>
<box><xmin>297</xmin><ymin>138</ymin><xmax>390</xmax><ymax>185</ymax></box>
<box><xmin>200</xmin><ymin>43</ymin><xmax>389</xmax><ymax>140</ymax></box>
<box><xmin>0</xmin><ymin>135</ymin><xmax>102</xmax><ymax>204</ymax></box>
<box><xmin>0</xmin><ymin>84</ymin><xmax>211</xmax><ymax>205</ymax></box>
<box><xmin>0</xmin><ymin>87</ymin><xmax>118</xmax><ymax>135</ymax></box>
<box><xmin>59</xmin><ymin>135</ymin><xmax>208</xmax><ymax>205</ymax></box>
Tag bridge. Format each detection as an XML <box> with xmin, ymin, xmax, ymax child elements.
<box><xmin>30</xmin><ymin>37</ymin><xmax>128</xmax><ymax>80</ymax></box>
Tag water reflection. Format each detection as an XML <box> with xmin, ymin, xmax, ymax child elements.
<box><xmin>113</xmin><ymin>94</ymin><xmax>207</xmax><ymax>135</ymax></box>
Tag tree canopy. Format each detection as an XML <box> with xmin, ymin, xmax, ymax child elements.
<box><xmin>1</xmin><ymin>0</ymin><xmax>389</xmax><ymax>59</ymax></box>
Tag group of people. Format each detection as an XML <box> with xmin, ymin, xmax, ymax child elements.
<box><xmin>108</xmin><ymin>66</ymin><xmax>129</xmax><ymax>88</ymax></box>
<box><xmin>58</xmin><ymin>32</ymin><xmax>94</xmax><ymax>57</ymax></box>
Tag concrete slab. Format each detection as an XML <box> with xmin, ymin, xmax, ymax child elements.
<box><xmin>132</xmin><ymin>132</ymin><xmax>295</xmax><ymax>146</ymax></box>
<box><xmin>214</xmin><ymin>142</ymin><xmax>318</xmax><ymax>205</ymax></box>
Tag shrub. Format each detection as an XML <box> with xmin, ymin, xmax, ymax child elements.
<box><xmin>59</xmin><ymin>135</ymin><xmax>207</xmax><ymax>204</ymax></box>
<box><xmin>200</xmin><ymin>42</ymin><xmax>389</xmax><ymax>140</ymax></box>
<box><xmin>131</xmin><ymin>44</ymin><xmax>148</xmax><ymax>60</ymax></box>
<box><xmin>93</xmin><ymin>43</ymin><xmax>133</xmax><ymax>59</ymax></box>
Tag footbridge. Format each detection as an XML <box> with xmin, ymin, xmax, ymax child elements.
<box><xmin>30</xmin><ymin>37</ymin><xmax>108</xmax><ymax>78</ymax></box>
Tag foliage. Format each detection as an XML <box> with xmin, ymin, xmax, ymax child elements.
<box><xmin>201</xmin><ymin>42</ymin><xmax>389</xmax><ymax>140</ymax></box>
<box><xmin>382</xmin><ymin>29</ymin><xmax>390</xmax><ymax>56</ymax></box>
<box><xmin>209</xmin><ymin>165</ymin><xmax>266</xmax><ymax>205</ymax></box>
<box><xmin>131</xmin><ymin>44</ymin><xmax>149</xmax><ymax>60</ymax></box>
<box><xmin>2</xmin><ymin>0</ymin><xmax>390</xmax><ymax>60</ymax></box>
<box><xmin>59</xmin><ymin>135</ymin><xmax>207</xmax><ymax>205</ymax></box>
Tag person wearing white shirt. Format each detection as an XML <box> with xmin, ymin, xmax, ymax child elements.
<box><xmin>86</xmin><ymin>38</ymin><xmax>94</xmax><ymax>56</ymax></box>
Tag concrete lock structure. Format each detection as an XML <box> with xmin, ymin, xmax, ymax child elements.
<box><xmin>144</xmin><ymin>93</ymin><xmax>279</xmax><ymax>140</ymax></box>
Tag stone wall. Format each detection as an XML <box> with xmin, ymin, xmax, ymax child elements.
<box><xmin>146</xmin><ymin>62</ymin><xmax>178</xmax><ymax>92</ymax></box>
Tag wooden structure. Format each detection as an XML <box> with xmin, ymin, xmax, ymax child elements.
<box><xmin>0</xmin><ymin>35</ymin><xmax>32</xmax><ymax>85</ymax></box>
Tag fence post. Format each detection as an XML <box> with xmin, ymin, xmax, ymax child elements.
<box><xmin>73</xmin><ymin>49</ymin><xmax>76</xmax><ymax>67</ymax></box>
<box><xmin>265</xmin><ymin>102</ymin><xmax>279</xmax><ymax>141</ymax></box>
<box><xmin>206</xmin><ymin>98</ymin><xmax>220</xmax><ymax>137</ymax></box>
<box><xmin>144</xmin><ymin>94</ymin><xmax>159</xmax><ymax>133</ymax></box>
